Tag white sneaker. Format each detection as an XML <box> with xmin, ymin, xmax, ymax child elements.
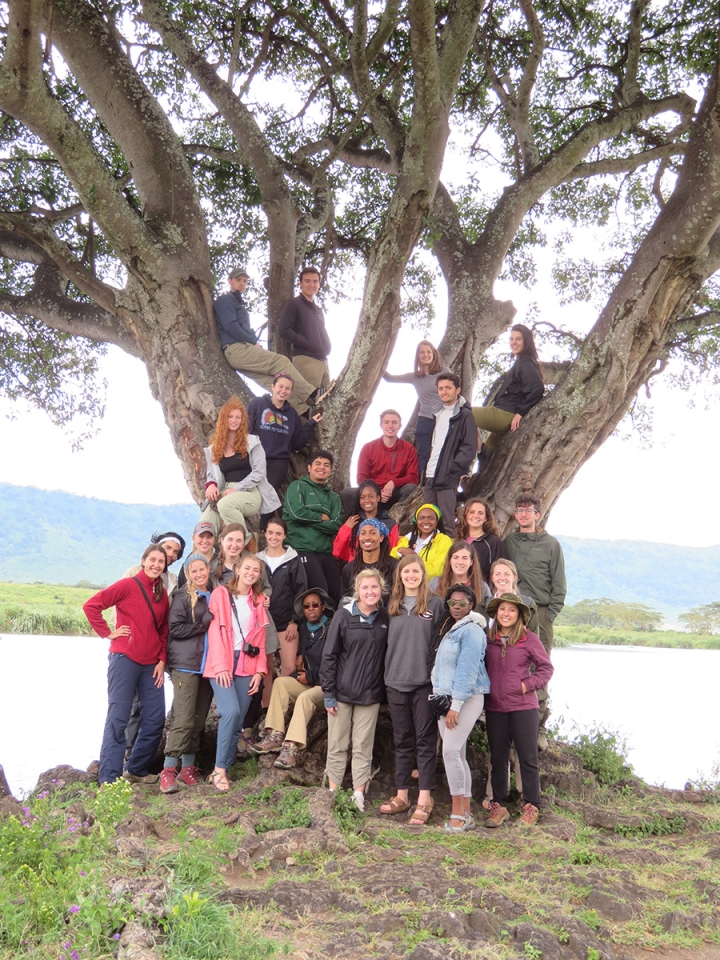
<box><xmin>350</xmin><ymin>790</ymin><xmax>365</xmax><ymax>812</ymax></box>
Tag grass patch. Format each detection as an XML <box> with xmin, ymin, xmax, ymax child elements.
<box><xmin>255</xmin><ymin>788</ymin><xmax>311</xmax><ymax>834</ymax></box>
<box><xmin>558</xmin><ymin>724</ymin><xmax>634</xmax><ymax>785</ymax></box>
<box><xmin>160</xmin><ymin>892</ymin><xmax>279</xmax><ymax>960</ymax></box>
<box><xmin>554</xmin><ymin>624</ymin><xmax>720</xmax><ymax>650</ymax></box>
<box><xmin>0</xmin><ymin>582</ymin><xmax>100</xmax><ymax>635</ymax></box>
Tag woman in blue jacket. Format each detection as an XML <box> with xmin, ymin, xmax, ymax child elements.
<box><xmin>431</xmin><ymin>584</ymin><xmax>490</xmax><ymax>833</ymax></box>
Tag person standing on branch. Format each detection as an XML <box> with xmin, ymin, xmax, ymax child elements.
<box><xmin>424</xmin><ymin>373</ymin><xmax>478</xmax><ymax>529</ymax></box>
<box><xmin>278</xmin><ymin>266</ymin><xmax>336</xmax><ymax>397</ymax></box>
<box><xmin>383</xmin><ymin>340</ymin><xmax>449</xmax><ymax>476</ymax></box>
<box><xmin>214</xmin><ymin>268</ymin><xmax>320</xmax><ymax>415</ymax></box>
<box><xmin>472</xmin><ymin>324</ymin><xmax>544</xmax><ymax>451</ymax></box>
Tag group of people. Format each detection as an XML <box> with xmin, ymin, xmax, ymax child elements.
<box><xmin>82</xmin><ymin>266</ymin><xmax>566</xmax><ymax>830</ymax></box>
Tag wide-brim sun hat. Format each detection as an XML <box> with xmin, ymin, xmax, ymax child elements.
<box><xmin>293</xmin><ymin>587</ymin><xmax>336</xmax><ymax>620</ymax></box>
<box><xmin>486</xmin><ymin>592</ymin><xmax>532</xmax><ymax>624</ymax></box>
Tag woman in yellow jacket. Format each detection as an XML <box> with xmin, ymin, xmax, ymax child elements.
<box><xmin>391</xmin><ymin>504</ymin><xmax>453</xmax><ymax>580</ymax></box>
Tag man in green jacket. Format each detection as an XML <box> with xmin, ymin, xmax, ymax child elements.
<box><xmin>283</xmin><ymin>450</ymin><xmax>343</xmax><ymax>603</ymax></box>
<box><xmin>504</xmin><ymin>492</ymin><xmax>567</xmax><ymax>747</ymax></box>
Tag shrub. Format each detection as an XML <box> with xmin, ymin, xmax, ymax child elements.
<box><xmin>565</xmin><ymin>725</ymin><xmax>633</xmax><ymax>785</ymax></box>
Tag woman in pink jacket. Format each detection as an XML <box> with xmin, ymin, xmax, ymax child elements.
<box><xmin>204</xmin><ymin>554</ymin><xmax>268</xmax><ymax>791</ymax></box>
<box><xmin>483</xmin><ymin>592</ymin><xmax>553</xmax><ymax>828</ymax></box>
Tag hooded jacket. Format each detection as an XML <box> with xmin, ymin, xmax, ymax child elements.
<box><xmin>256</xmin><ymin>545</ymin><xmax>308</xmax><ymax>631</ymax></box>
<box><xmin>427</xmin><ymin>397</ymin><xmax>477</xmax><ymax>489</ymax></box>
<box><xmin>431</xmin><ymin>610</ymin><xmax>490</xmax><ymax>710</ymax></box>
<box><xmin>166</xmin><ymin>589</ymin><xmax>212</xmax><ymax>673</ymax></box>
<box><xmin>320</xmin><ymin>601</ymin><xmax>389</xmax><ymax>706</ymax></box>
<box><xmin>391</xmin><ymin>531</ymin><xmax>453</xmax><ymax>580</ymax></box>
<box><xmin>283</xmin><ymin>475</ymin><xmax>342</xmax><ymax>553</ymax></box>
<box><xmin>503</xmin><ymin>529</ymin><xmax>567</xmax><ymax>621</ymax></box>
<box><xmin>247</xmin><ymin>394</ymin><xmax>317</xmax><ymax>462</ymax></box>
<box><xmin>484</xmin><ymin>628</ymin><xmax>553</xmax><ymax>713</ymax></box>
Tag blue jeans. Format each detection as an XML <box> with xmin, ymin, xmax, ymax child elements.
<box><xmin>415</xmin><ymin>416</ymin><xmax>434</xmax><ymax>478</ymax></box>
<box><xmin>99</xmin><ymin>653</ymin><xmax>166</xmax><ymax>784</ymax></box>
<box><xmin>210</xmin><ymin>656</ymin><xmax>253</xmax><ymax>769</ymax></box>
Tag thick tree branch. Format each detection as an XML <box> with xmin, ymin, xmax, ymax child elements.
<box><xmin>513</xmin><ymin>0</ymin><xmax>544</xmax><ymax>171</ymax></box>
<box><xmin>618</xmin><ymin>0</ymin><xmax>650</xmax><ymax>106</ymax></box>
<box><xmin>50</xmin><ymin>0</ymin><xmax>206</xmax><ymax>260</ymax></box>
<box><xmin>0</xmin><ymin>0</ymin><xmax>157</xmax><ymax>273</ymax></box>
<box><xmin>437</xmin><ymin>0</ymin><xmax>488</xmax><ymax>104</ymax></box>
<box><xmin>366</xmin><ymin>0</ymin><xmax>400</xmax><ymax>65</ymax></box>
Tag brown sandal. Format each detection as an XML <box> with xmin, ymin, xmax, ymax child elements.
<box><xmin>408</xmin><ymin>800</ymin><xmax>434</xmax><ymax>825</ymax></box>
<box><xmin>209</xmin><ymin>769</ymin><xmax>230</xmax><ymax>792</ymax></box>
<box><xmin>379</xmin><ymin>795</ymin><xmax>411</xmax><ymax>815</ymax></box>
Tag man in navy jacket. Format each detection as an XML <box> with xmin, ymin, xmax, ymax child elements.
<box><xmin>215</xmin><ymin>267</ymin><xmax>317</xmax><ymax>414</ymax></box>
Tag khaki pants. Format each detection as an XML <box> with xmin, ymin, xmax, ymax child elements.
<box><xmin>199</xmin><ymin>487</ymin><xmax>262</xmax><ymax>537</ymax></box>
<box><xmin>292</xmin><ymin>355</ymin><xmax>330</xmax><ymax>391</ymax></box>
<box><xmin>325</xmin><ymin>702</ymin><xmax>380</xmax><ymax>790</ymax></box>
<box><xmin>265</xmin><ymin>677</ymin><xmax>324</xmax><ymax>747</ymax></box>
<box><xmin>472</xmin><ymin>406</ymin><xmax>515</xmax><ymax>448</ymax></box>
<box><xmin>223</xmin><ymin>342</ymin><xmax>316</xmax><ymax>413</ymax></box>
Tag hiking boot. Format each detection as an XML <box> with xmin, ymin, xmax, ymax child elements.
<box><xmin>484</xmin><ymin>801</ymin><xmax>509</xmax><ymax>828</ymax></box>
<box><xmin>176</xmin><ymin>765</ymin><xmax>200</xmax><ymax>786</ymax></box>
<box><xmin>518</xmin><ymin>802</ymin><xmax>539</xmax><ymax>826</ymax></box>
<box><xmin>273</xmin><ymin>742</ymin><xmax>299</xmax><ymax>769</ymax></box>
<box><xmin>350</xmin><ymin>790</ymin><xmax>365</xmax><ymax>812</ymax></box>
<box><xmin>537</xmin><ymin>732</ymin><xmax>548</xmax><ymax>751</ymax></box>
<box><xmin>159</xmin><ymin>767</ymin><xmax>179</xmax><ymax>794</ymax></box>
<box><xmin>123</xmin><ymin>770</ymin><xmax>159</xmax><ymax>784</ymax></box>
<box><xmin>249</xmin><ymin>730</ymin><xmax>284</xmax><ymax>755</ymax></box>
<box><xmin>308</xmin><ymin>380</ymin><xmax>337</xmax><ymax>408</ymax></box>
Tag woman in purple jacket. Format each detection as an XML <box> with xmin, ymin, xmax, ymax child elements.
<box><xmin>483</xmin><ymin>592</ymin><xmax>553</xmax><ymax>828</ymax></box>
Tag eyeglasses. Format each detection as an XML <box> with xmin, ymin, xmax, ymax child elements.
<box><xmin>447</xmin><ymin>600</ymin><xmax>470</xmax><ymax>608</ymax></box>
<box><xmin>302</xmin><ymin>602</ymin><xmax>322</xmax><ymax>609</ymax></box>
<box><xmin>515</xmin><ymin>507</ymin><xmax>538</xmax><ymax>515</ymax></box>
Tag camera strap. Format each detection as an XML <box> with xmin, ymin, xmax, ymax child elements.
<box><xmin>229</xmin><ymin>594</ymin><xmax>247</xmax><ymax>643</ymax></box>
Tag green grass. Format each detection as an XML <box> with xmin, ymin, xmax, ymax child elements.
<box><xmin>555</xmin><ymin>624</ymin><xmax>720</xmax><ymax>649</ymax></box>
<box><xmin>0</xmin><ymin>581</ymin><xmax>100</xmax><ymax>635</ymax></box>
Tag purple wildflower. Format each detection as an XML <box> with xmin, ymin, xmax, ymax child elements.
<box><xmin>71</xmin><ymin>951</ymin><xmax>80</xmax><ymax>960</ymax></box>
<box><xmin>68</xmin><ymin>905</ymin><xmax>80</xmax><ymax>914</ymax></box>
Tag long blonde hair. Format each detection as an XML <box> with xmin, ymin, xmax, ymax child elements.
<box><xmin>388</xmin><ymin>554</ymin><xmax>430</xmax><ymax>617</ymax></box>
<box><xmin>227</xmin><ymin>555</ymin><xmax>264</xmax><ymax>600</ymax></box>
<box><xmin>183</xmin><ymin>555</ymin><xmax>210</xmax><ymax>621</ymax></box>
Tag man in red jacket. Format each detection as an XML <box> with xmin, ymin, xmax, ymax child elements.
<box><xmin>340</xmin><ymin>410</ymin><xmax>419</xmax><ymax>518</ymax></box>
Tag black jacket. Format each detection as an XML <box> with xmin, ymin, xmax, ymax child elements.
<box><xmin>467</xmin><ymin>533</ymin><xmax>507</xmax><ymax>583</ymax></box>
<box><xmin>298</xmin><ymin>618</ymin><xmax>330</xmax><ymax>687</ymax></box>
<box><xmin>166</xmin><ymin>590</ymin><xmax>213</xmax><ymax>672</ymax></box>
<box><xmin>320</xmin><ymin>603</ymin><xmax>389</xmax><ymax>705</ymax></box>
<box><xmin>428</xmin><ymin>399</ymin><xmax>477</xmax><ymax>490</ymax></box>
<box><xmin>257</xmin><ymin>548</ymin><xmax>308</xmax><ymax>631</ymax></box>
<box><xmin>494</xmin><ymin>354</ymin><xmax>544</xmax><ymax>416</ymax></box>
<box><xmin>277</xmin><ymin>295</ymin><xmax>331</xmax><ymax>361</ymax></box>
<box><xmin>213</xmin><ymin>290</ymin><xmax>257</xmax><ymax>347</ymax></box>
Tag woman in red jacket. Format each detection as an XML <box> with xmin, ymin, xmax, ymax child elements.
<box><xmin>483</xmin><ymin>592</ymin><xmax>553</xmax><ymax>828</ymax></box>
<box><xmin>203</xmin><ymin>554</ymin><xmax>269</xmax><ymax>791</ymax></box>
<box><xmin>83</xmin><ymin>545</ymin><xmax>170</xmax><ymax>785</ymax></box>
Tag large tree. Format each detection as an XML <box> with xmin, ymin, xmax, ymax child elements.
<box><xmin>0</xmin><ymin>0</ymin><xmax>717</xmax><ymax>524</ymax></box>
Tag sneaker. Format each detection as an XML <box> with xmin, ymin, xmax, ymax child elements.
<box><xmin>273</xmin><ymin>742</ymin><xmax>299</xmax><ymax>769</ymax></box>
<box><xmin>122</xmin><ymin>770</ymin><xmax>159</xmax><ymax>784</ymax></box>
<box><xmin>159</xmin><ymin>767</ymin><xmax>179</xmax><ymax>794</ymax></box>
<box><xmin>537</xmin><ymin>732</ymin><xmax>548</xmax><ymax>751</ymax></box>
<box><xmin>249</xmin><ymin>730</ymin><xmax>284</xmax><ymax>755</ymax></box>
<box><xmin>484</xmin><ymin>801</ymin><xmax>510</xmax><ymax>828</ymax></box>
<box><xmin>176</xmin><ymin>765</ymin><xmax>200</xmax><ymax>786</ymax></box>
<box><xmin>518</xmin><ymin>802</ymin><xmax>539</xmax><ymax>826</ymax></box>
<box><xmin>350</xmin><ymin>790</ymin><xmax>365</xmax><ymax>812</ymax></box>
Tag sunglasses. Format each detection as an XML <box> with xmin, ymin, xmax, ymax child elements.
<box><xmin>302</xmin><ymin>602</ymin><xmax>322</xmax><ymax>609</ymax></box>
<box><xmin>447</xmin><ymin>600</ymin><xmax>470</xmax><ymax>608</ymax></box>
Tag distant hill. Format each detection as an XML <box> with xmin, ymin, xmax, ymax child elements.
<box><xmin>0</xmin><ymin>484</ymin><xmax>197</xmax><ymax>586</ymax></box>
<box><xmin>0</xmin><ymin>484</ymin><xmax>717</xmax><ymax>623</ymax></box>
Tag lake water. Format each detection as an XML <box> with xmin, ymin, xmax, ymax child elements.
<box><xmin>1</xmin><ymin>637</ymin><xmax>718</xmax><ymax>797</ymax></box>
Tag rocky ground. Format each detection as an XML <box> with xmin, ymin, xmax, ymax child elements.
<box><xmin>2</xmin><ymin>717</ymin><xmax>720</xmax><ymax>960</ymax></box>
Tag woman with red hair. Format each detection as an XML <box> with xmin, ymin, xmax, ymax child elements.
<box><xmin>200</xmin><ymin>397</ymin><xmax>281</xmax><ymax>537</ymax></box>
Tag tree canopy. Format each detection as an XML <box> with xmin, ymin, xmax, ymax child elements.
<box><xmin>0</xmin><ymin>0</ymin><xmax>718</xmax><ymax>523</ymax></box>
